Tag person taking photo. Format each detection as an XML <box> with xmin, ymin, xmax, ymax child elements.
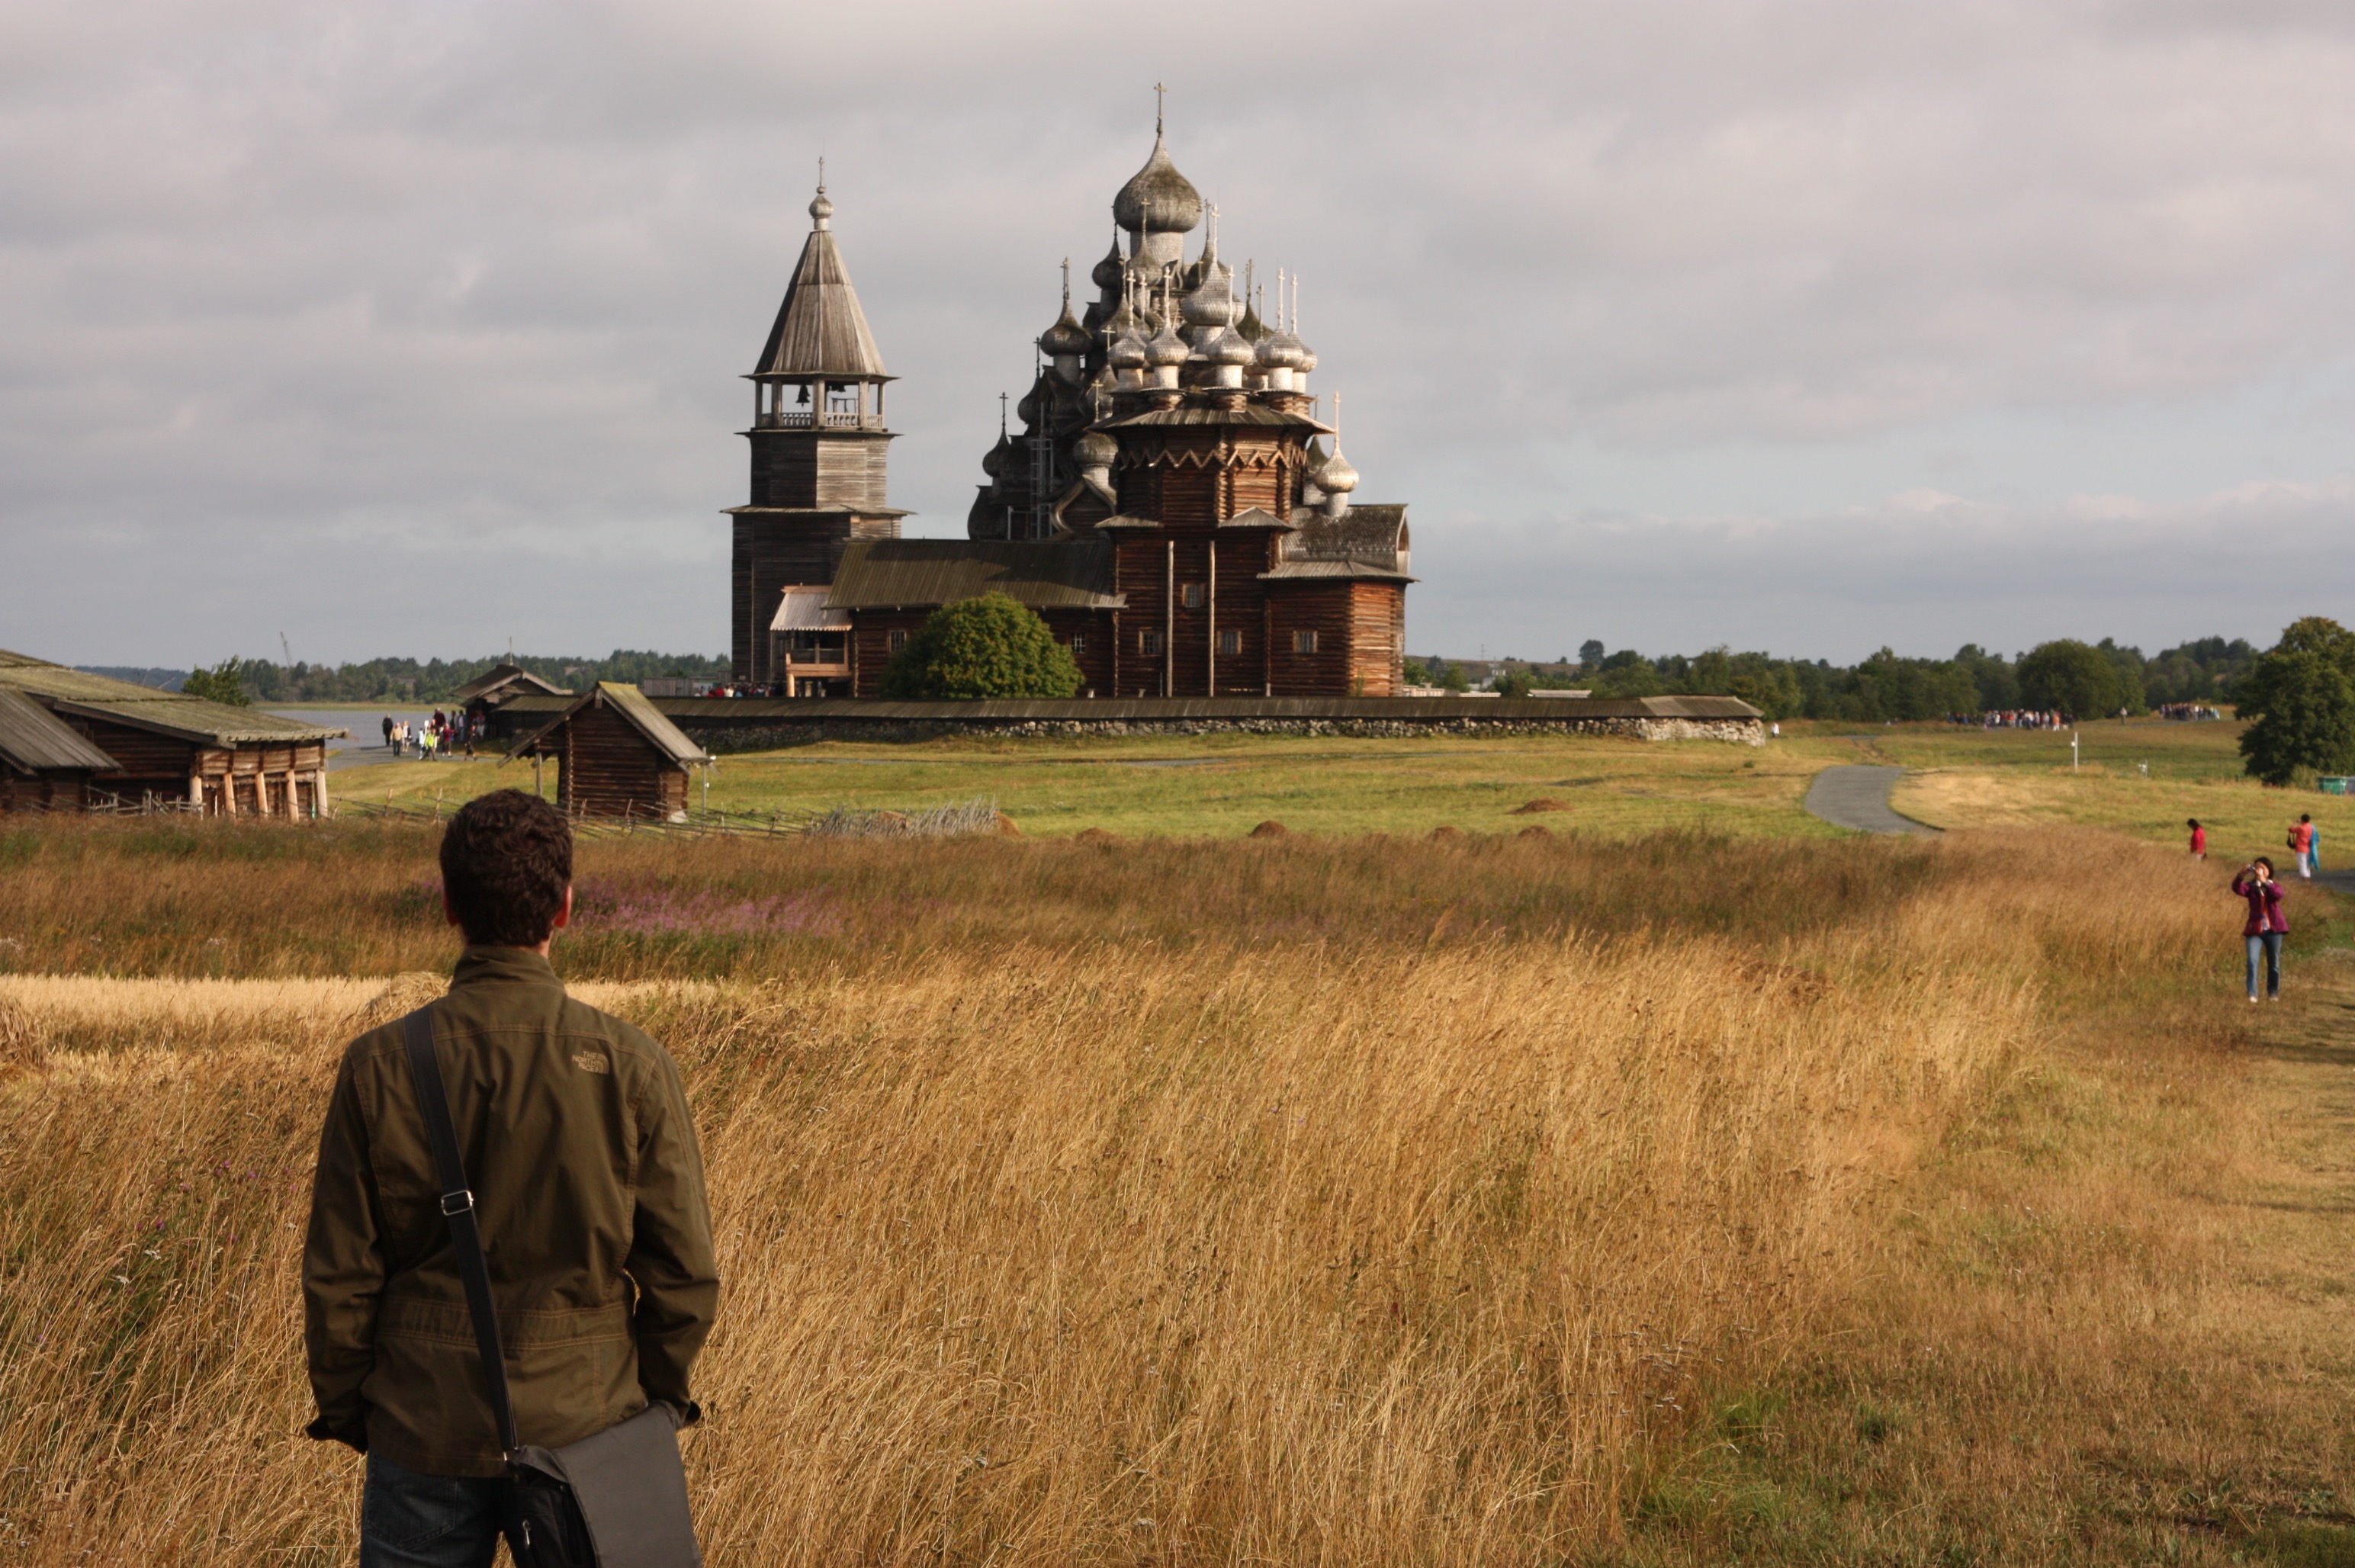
<box><xmin>2232</xmin><ymin>856</ymin><xmax>2288</xmax><ymax>1004</ymax></box>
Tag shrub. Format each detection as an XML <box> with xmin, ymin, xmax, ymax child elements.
<box><xmin>880</xmin><ymin>593</ymin><xmax>1083</xmax><ymax>700</ymax></box>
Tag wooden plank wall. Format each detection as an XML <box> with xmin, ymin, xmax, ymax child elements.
<box><xmin>1347</xmin><ymin>582</ymin><xmax>1407</xmax><ymax>696</ymax></box>
<box><xmin>847</xmin><ymin>610</ymin><xmax>932</xmax><ymax>696</ymax></box>
<box><xmin>1111</xmin><ymin>534</ymin><xmax>1171</xmax><ymax>698</ymax></box>
<box><xmin>748</xmin><ymin>432</ymin><xmax>892</xmax><ymax>509</ymax></box>
<box><xmin>0</xmin><ymin>770</ymin><xmax>92</xmax><ymax>812</ymax></box>
<box><xmin>1266</xmin><ymin>583</ymin><xmax>1354</xmax><ymax>696</ymax></box>
<box><xmin>63</xmin><ymin>715</ymin><xmax>195</xmax><ymax>789</ymax></box>
<box><xmin>1039</xmin><ymin>609</ymin><xmax>1116</xmax><ymax>696</ymax></box>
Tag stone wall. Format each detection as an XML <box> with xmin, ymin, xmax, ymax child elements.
<box><xmin>679</xmin><ymin>715</ymin><xmax>1765</xmax><ymax>753</ymax></box>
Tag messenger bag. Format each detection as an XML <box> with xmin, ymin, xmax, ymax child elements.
<box><xmin>402</xmin><ymin>1006</ymin><xmax>702</xmax><ymax>1568</ymax></box>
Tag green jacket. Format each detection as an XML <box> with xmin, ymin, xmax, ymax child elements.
<box><xmin>302</xmin><ymin>947</ymin><xmax>718</xmax><ymax>1477</ymax></box>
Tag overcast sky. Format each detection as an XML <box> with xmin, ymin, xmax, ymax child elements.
<box><xmin>6</xmin><ymin>0</ymin><xmax>2354</xmax><ymax>669</ymax></box>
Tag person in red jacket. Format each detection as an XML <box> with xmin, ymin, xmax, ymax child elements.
<box><xmin>2232</xmin><ymin>857</ymin><xmax>2287</xmax><ymax>1001</ymax></box>
<box><xmin>2188</xmin><ymin>818</ymin><xmax>2206</xmax><ymax>860</ymax></box>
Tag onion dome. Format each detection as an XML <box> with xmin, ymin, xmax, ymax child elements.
<box><xmin>1183</xmin><ymin>266</ymin><xmax>1240</xmax><ymax>332</ymax></box>
<box><xmin>1237</xmin><ymin>296</ymin><xmax>1266</xmax><ymax>342</ymax></box>
<box><xmin>1258</xmin><ymin>328</ymin><xmax>1306</xmax><ymax>371</ymax></box>
<box><xmin>1312</xmin><ymin>442</ymin><xmax>1358</xmax><ymax>494</ymax></box>
<box><xmin>981</xmin><ymin>431</ymin><xmax>1011</xmax><ymax>479</ymax></box>
<box><xmin>1146</xmin><ymin>315</ymin><xmax>1190</xmax><ymax>368</ymax></box>
<box><xmin>1208</xmin><ymin>325</ymin><xmax>1255</xmax><ymax>367</ymax></box>
<box><xmin>1108</xmin><ymin>328</ymin><xmax>1149</xmax><ymax>371</ymax></box>
<box><xmin>1091</xmin><ymin>238</ymin><xmax>1127</xmax><ymax>293</ymax></box>
<box><xmin>1075</xmin><ymin>427</ymin><xmax>1119</xmax><ymax>469</ymax></box>
<box><xmin>1039</xmin><ymin>300</ymin><xmax>1091</xmax><ymax>358</ymax></box>
<box><xmin>1293</xmin><ymin>336</ymin><xmax>1319</xmax><ymax>375</ymax></box>
<box><xmin>1101</xmin><ymin>292</ymin><xmax>1144</xmax><ymax>342</ymax></box>
<box><xmin>1113</xmin><ymin>131</ymin><xmax>1203</xmax><ymax>236</ymax></box>
<box><xmin>1016</xmin><ymin>384</ymin><xmax>1039</xmax><ymax>426</ymax></box>
<box><xmin>808</xmin><ymin>187</ymin><xmax>834</xmax><ymax>227</ymax></box>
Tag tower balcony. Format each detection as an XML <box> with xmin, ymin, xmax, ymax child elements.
<box><xmin>757</xmin><ymin>408</ymin><xmax>885</xmax><ymax>431</ymax></box>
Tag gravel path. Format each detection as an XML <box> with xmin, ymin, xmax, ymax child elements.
<box><xmin>1804</xmin><ymin>764</ymin><xmax>1936</xmax><ymax>835</ymax></box>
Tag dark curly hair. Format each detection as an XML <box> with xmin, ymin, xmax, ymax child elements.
<box><xmin>439</xmin><ymin>789</ymin><xmax>573</xmax><ymax>947</ymax></box>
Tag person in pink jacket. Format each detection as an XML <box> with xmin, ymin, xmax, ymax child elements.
<box><xmin>2232</xmin><ymin>857</ymin><xmax>2287</xmax><ymax>1001</ymax></box>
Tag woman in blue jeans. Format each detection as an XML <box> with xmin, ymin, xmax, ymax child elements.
<box><xmin>2232</xmin><ymin>857</ymin><xmax>2287</xmax><ymax>1001</ymax></box>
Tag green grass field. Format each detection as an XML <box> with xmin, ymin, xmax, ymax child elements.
<box><xmin>332</xmin><ymin>714</ymin><xmax>2352</xmax><ymax>856</ymax></box>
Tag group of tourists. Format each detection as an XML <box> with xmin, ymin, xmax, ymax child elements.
<box><xmin>1965</xmin><ymin>708</ymin><xmax>2076</xmax><ymax>729</ymax></box>
<box><xmin>2156</xmin><ymin>702</ymin><xmax>2225</xmax><ymax>721</ymax></box>
<box><xmin>380</xmin><ymin>708</ymin><xmax>484</xmax><ymax>761</ymax></box>
<box><xmin>2200</xmin><ymin>814</ymin><xmax>2329</xmax><ymax>1004</ymax></box>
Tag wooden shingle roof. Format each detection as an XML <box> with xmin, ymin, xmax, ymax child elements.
<box><xmin>0</xmin><ymin>686</ymin><xmax>117</xmax><ymax>774</ymax></box>
<box><xmin>506</xmin><ymin>683</ymin><xmax>711</xmax><ymax>769</ymax></box>
<box><xmin>0</xmin><ymin>649</ymin><xmax>345</xmax><ymax>746</ymax></box>
<box><xmin>825</xmin><ymin>538</ymin><xmax>1123</xmax><ymax>612</ymax></box>
<box><xmin>448</xmin><ymin>661</ymin><xmax>570</xmax><ymax>704</ymax></box>
<box><xmin>753</xmin><ymin>204</ymin><xmax>888</xmax><ymax>380</ymax></box>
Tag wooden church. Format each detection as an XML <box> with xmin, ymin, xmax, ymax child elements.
<box><xmin>728</xmin><ymin>117</ymin><xmax>1411</xmax><ymax>698</ymax></box>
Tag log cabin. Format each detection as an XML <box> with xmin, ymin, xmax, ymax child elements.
<box><xmin>0</xmin><ymin>650</ymin><xmax>344</xmax><ymax>815</ymax></box>
<box><xmin>507</xmin><ymin>683</ymin><xmax>711</xmax><ymax>821</ymax></box>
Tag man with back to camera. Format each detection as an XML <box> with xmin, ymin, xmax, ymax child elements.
<box><xmin>303</xmin><ymin>789</ymin><xmax>718</xmax><ymax>1565</ymax></box>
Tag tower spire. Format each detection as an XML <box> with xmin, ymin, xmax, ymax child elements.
<box><xmin>1155</xmin><ymin>81</ymin><xmax>1166</xmax><ymax>138</ymax></box>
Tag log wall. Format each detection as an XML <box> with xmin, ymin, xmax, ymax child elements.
<box><xmin>0</xmin><ymin>770</ymin><xmax>92</xmax><ymax>812</ymax></box>
<box><xmin>558</xmin><ymin>702</ymin><xmax>686</xmax><ymax>819</ymax></box>
<box><xmin>749</xmin><ymin>430</ymin><xmax>893</xmax><ymax>510</ymax></box>
<box><xmin>1348</xmin><ymin>582</ymin><xmax>1408</xmax><ymax>696</ymax></box>
<box><xmin>1266</xmin><ymin>583</ymin><xmax>1354</xmax><ymax>696</ymax></box>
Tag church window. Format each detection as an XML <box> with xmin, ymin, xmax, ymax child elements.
<box><xmin>1219</xmin><ymin>630</ymin><xmax>1242</xmax><ymax>657</ymax></box>
<box><xmin>887</xmin><ymin>629</ymin><xmax>909</xmax><ymax>654</ymax></box>
<box><xmin>1292</xmin><ymin>630</ymin><xmax>1319</xmax><ymax>654</ymax></box>
<box><xmin>1070</xmin><ymin>633</ymin><xmax>1087</xmax><ymax>653</ymax></box>
<box><xmin>1181</xmin><ymin>583</ymin><xmax>1206</xmax><ymax>609</ymax></box>
<box><xmin>1139</xmin><ymin>630</ymin><xmax>1165</xmax><ymax>656</ymax></box>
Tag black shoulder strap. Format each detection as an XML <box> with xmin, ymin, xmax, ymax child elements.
<box><xmin>401</xmin><ymin>1006</ymin><xmax>520</xmax><ymax>1457</ymax></box>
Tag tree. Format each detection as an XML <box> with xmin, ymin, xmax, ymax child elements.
<box><xmin>1577</xmin><ymin>638</ymin><xmax>1606</xmax><ymax>670</ymax></box>
<box><xmin>2237</xmin><ymin>617</ymin><xmax>2355</xmax><ymax>786</ymax></box>
<box><xmin>1437</xmin><ymin>662</ymin><xmax>1470</xmax><ymax>692</ymax></box>
<box><xmin>181</xmin><ymin>657</ymin><xmax>255</xmax><ymax>706</ymax></box>
<box><xmin>1492</xmin><ymin>667</ymin><xmax>1533</xmax><ymax>698</ymax></box>
<box><xmin>880</xmin><ymin>593</ymin><xmax>1083</xmax><ymax>700</ymax></box>
<box><xmin>2016</xmin><ymin>640</ymin><xmax>2119</xmax><ymax>718</ymax></box>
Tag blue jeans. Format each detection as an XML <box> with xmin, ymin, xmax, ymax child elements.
<box><xmin>360</xmin><ymin>1453</ymin><xmax>519</xmax><ymax>1567</ymax></box>
<box><xmin>2246</xmin><ymin>933</ymin><xmax>2283</xmax><ymax>999</ymax></box>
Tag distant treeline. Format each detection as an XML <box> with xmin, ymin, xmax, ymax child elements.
<box><xmin>1407</xmin><ymin>636</ymin><xmax>2258</xmax><ymax>722</ymax></box>
<box><xmin>78</xmin><ymin>651</ymin><xmax>731</xmax><ymax>705</ymax></box>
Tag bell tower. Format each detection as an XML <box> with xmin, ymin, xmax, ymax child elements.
<box><xmin>725</xmin><ymin>181</ymin><xmax>906</xmax><ymax>683</ymax></box>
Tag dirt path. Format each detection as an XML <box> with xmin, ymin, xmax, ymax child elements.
<box><xmin>1801</xmin><ymin>763</ymin><xmax>1934</xmax><ymax>834</ymax></box>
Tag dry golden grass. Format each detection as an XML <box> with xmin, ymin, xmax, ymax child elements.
<box><xmin>0</xmin><ymin>826</ymin><xmax>2293</xmax><ymax>1563</ymax></box>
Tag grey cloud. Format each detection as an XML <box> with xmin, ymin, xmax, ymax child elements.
<box><xmin>2</xmin><ymin>0</ymin><xmax>2352</xmax><ymax>667</ymax></box>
